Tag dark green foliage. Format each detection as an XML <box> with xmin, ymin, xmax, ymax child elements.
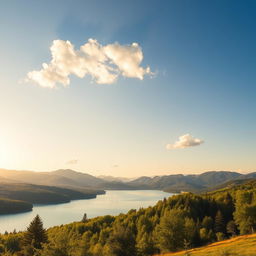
<box><xmin>0</xmin><ymin>198</ymin><xmax>32</xmax><ymax>214</ymax></box>
<box><xmin>81</xmin><ymin>213</ymin><xmax>88</xmax><ymax>223</ymax></box>
<box><xmin>226</xmin><ymin>220</ymin><xmax>237</xmax><ymax>236</ymax></box>
<box><xmin>4</xmin><ymin>234</ymin><xmax>21</xmax><ymax>253</ymax></box>
<box><xmin>38</xmin><ymin>230</ymin><xmax>82</xmax><ymax>256</ymax></box>
<box><xmin>184</xmin><ymin>218</ymin><xmax>199</xmax><ymax>247</ymax></box>
<box><xmin>156</xmin><ymin>209</ymin><xmax>185</xmax><ymax>252</ymax></box>
<box><xmin>216</xmin><ymin>232</ymin><xmax>225</xmax><ymax>241</ymax></box>
<box><xmin>233</xmin><ymin>190</ymin><xmax>256</xmax><ymax>234</ymax></box>
<box><xmin>136</xmin><ymin>231</ymin><xmax>154</xmax><ymax>256</ymax></box>
<box><xmin>0</xmin><ymin>183</ymin><xmax>102</xmax><ymax>213</ymax></box>
<box><xmin>106</xmin><ymin>224</ymin><xmax>136</xmax><ymax>256</ymax></box>
<box><xmin>214</xmin><ymin>210</ymin><xmax>225</xmax><ymax>233</ymax></box>
<box><xmin>202</xmin><ymin>216</ymin><xmax>214</xmax><ymax>230</ymax></box>
<box><xmin>23</xmin><ymin>215</ymin><xmax>48</xmax><ymax>249</ymax></box>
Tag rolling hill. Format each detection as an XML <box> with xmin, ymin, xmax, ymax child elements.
<box><xmin>128</xmin><ymin>171</ymin><xmax>242</xmax><ymax>192</ymax></box>
<box><xmin>0</xmin><ymin>197</ymin><xmax>32</xmax><ymax>215</ymax></box>
<box><xmin>0</xmin><ymin>168</ymin><xmax>105</xmax><ymax>188</ymax></box>
<box><xmin>154</xmin><ymin>233</ymin><xmax>256</xmax><ymax>256</ymax></box>
<box><xmin>0</xmin><ymin>168</ymin><xmax>255</xmax><ymax>193</ymax></box>
<box><xmin>0</xmin><ymin>182</ymin><xmax>105</xmax><ymax>214</ymax></box>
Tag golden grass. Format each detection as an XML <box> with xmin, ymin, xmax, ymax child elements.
<box><xmin>155</xmin><ymin>233</ymin><xmax>256</xmax><ymax>256</ymax></box>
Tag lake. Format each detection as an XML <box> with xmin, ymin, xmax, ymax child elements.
<box><xmin>0</xmin><ymin>190</ymin><xmax>171</xmax><ymax>233</ymax></box>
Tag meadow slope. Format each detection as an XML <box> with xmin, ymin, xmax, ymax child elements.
<box><xmin>155</xmin><ymin>233</ymin><xmax>256</xmax><ymax>256</ymax></box>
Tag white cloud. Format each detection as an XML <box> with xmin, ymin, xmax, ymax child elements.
<box><xmin>26</xmin><ymin>39</ymin><xmax>152</xmax><ymax>88</ymax></box>
<box><xmin>166</xmin><ymin>134</ymin><xmax>204</xmax><ymax>149</ymax></box>
<box><xmin>66</xmin><ymin>159</ymin><xmax>78</xmax><ymax>165</ymax></box>
<box><xmin>104</xmin><ymin>42</ymin><xmax>151</xmax><ymax>80</ymax></box>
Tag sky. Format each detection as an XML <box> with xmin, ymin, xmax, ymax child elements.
<box><xmin>0</xmin><ymin>0</ymin><xmax>255</xmax><ymax>177</ymax></box>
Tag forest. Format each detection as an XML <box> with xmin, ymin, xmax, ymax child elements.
<box><xmin>0</xmin><ymin>183</ymin><xmax>104</xmax><ymax>214</ymax></box>
<box><xmin>0</xmin><ymin>180</ymin><xmax>255</xmax><ymax>256</ymax></box>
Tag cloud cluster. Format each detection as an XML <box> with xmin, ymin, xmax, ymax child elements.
<box><xmin>26</xmin><ymin>39</ymin><xmax>152</xmax><ymax>88</ymax></box>
<box><xmin>166</xmin><ymin>134</ymin><xmax>204</xmax><ymax>149</ymax></box>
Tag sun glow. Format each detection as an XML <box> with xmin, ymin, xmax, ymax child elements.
<box><xmin>0</xmin><ymin>135</ymin><xmax>20</xmax><ymax>169</ymax></box>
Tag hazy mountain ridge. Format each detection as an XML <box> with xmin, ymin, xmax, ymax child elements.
<box><xmin>128</xmin><ymin>171</ymin><xmax>247</xmax><ymax>192</ymax></box>
<box><xmin>0</xmin><ymin>168</ymin><xmax>255</xmax><ymax>193</ymax></box>
<box><xmin>98</xmin><ymin>175</ymin><xmax>134</xmax><ymax>183</ymax></box>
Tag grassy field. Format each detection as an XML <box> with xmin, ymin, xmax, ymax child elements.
<box><xmin>155</xmin><ymin>233</ymin><xmax>256</xmax><ymax>256</ymax></box>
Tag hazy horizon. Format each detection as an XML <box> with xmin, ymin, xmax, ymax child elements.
<box><xmin>0</xmin><ymin>167</ymin><xmax>254</xmax><ymax>179</ymax></box>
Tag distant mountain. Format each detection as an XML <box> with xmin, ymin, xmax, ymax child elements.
<box><xmin>128</xmin><ymin>171</ymin><xmax>242</xmax><ymax>192</ymax></box>
<box><xmin>52</xmin><ymin>169</ymin><xmax>105</xmax><ymax>187</ymax></box>
<box><xmin>98</xmin><ymin>181</ymin><xmax>139</xmax><ymax>190</ymax></box>
<box><xmin>98</xmin><ymin>175</ymin><xmax>134</xmax><ymax>183</ymax></box>
<box><xmin>237</xmin><ymin>172</ymin><xmax>256</xmax><ymax>179</ymax></box>
<box><xmin>196</xmin><ymin>171</ymin><xmax>241</xmax><ymax>187</ymax></box>
<box><xmin>0</xmin><ymin>169</ymin><xmax>79</xmax><ymax>187</ymax></box>
<box><xmin>205</xmin><ymin>177</ymin><xmax>256</xmax><ymax>192</ymax></box>
<box><xmin>0</xmin><ymin>168</ymin><xmax>255</xmax><ymax>193</ymax></box>
<box><xmin>0</xmin><ymin>169</ymin><xmax>105</xmax><ymax>189</ymax></box>
<box><xmin>0</xmin><ymin>168</ymin><xmax>137</xmax><ymax>190</ymax></box>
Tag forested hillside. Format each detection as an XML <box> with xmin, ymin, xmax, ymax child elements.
<box><xmin>0</xmin><ymin>198</ymin><xmax>32</xmax><ymax>215</ymax></box>
<box><xmin>129</xmin><ymin>171</ymin><xmax>243</xmax><ymax>192</ymax></box>
<box><xmin>0</xmin><ymin>179</ymin><xmax>256</xmax><ymax>255</ymax></box>
<box><xmin>0</xmin><ymin>183</ymin><xmax>104</xmax><ymax>214</ymax></box>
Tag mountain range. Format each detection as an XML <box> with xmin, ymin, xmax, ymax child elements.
<box><xmin>0</xmin><ymin>168</ymin><xmax>256</xmax><ymax>193</ymax></box>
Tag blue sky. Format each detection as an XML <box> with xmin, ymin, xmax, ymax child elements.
<box><xmin>0</xmin><ymin>0</ymin><xmax>255</xmax><ymax>176</ymax></box>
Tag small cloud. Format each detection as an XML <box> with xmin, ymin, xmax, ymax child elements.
<box><xmin>113</xmin><ymin>164</ymin><xmax>119</xmax><ymax>168</ymax></box>
<box><xmin>66</xmin><ymin>159</ymin><xmax>78</xmax><ymax>165</ymax></box>
<box><xmin>26</xmin><ymin>38</ymin><xmax>152</xmax><ymax>88</ymax></box>
<box><xmin>166</xmin><ymin>134</ymin><xmax>204</xmax><ymax>150</ymax></box>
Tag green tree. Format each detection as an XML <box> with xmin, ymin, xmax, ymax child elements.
<box><xmin>38</xmin><ymin>231</ymin><xmax>82</xmax><ymax>256</ymax></box>
<box><xmin>214</xmin><ymin>211</ymin><xmax>225</xmax><ymax>233</ymax></box>
<box><xmin>216</xmin><ymin>232</ymin><xmax>225</xmax><ymax>241</ymax></box>
<box><xmin>199</xmin><ymin>228</ymin><xmax>215</xmax><ymax>243</ymax></box>
<box><xmin>234</xmin><ymin>191</ymin><xmax>256</xmax><ymax>234</ymax></box>
<box><xmin>106</xmin><ymin>224</ymin><xmax>136</xmax><ymax>256</ymax></box>
<box><xmin>155</xmin><ymin>209</ymin><xmax>185</xmax><ymax>253</ymax></box>
<box><xmin>23</xmin><ymin>215</ymin><xmax>48</xmax><ymax>249</ymax></box>
<box><xmin>81</xmin><ymin>213</ymin><xmax>88</xmax><ymax>223</ymax></box>
<box><xmin>226</xmin><ymin>220</ymin><xmax>237</xmax><ymax>237</ymax></box>
<box><xmin>136</xmin><ymin>231</ymin><xmax>155</xmax><ymax>256</ymax></box>
<box><xmin>184</xmin><ymin>218</ymin><xmax>198</xmax><ymax>247</ymax></box>
<box><xmin>4</xmin><ymin>234</ymin><xmax>21</xmax><ymax>253</ymax></box>
<box><xmin>202</xmin><ymin>216</ymin><xmax>214</xmax><ymax>230</ymax></box>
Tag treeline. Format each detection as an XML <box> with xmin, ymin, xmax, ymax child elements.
<box><xmin>0</xmin><ymin>198</ymin><xmax>32</xmax><ymax>215</ymax></box>
<box><xmin>0</xmin><ymin>180</ymin><xmax>256</xmax><ymax>255</ymax></box>
<box><xmin>0</xmin><ymin>183</ymin><xmax>104</xmax><ymax>214</ymax></box>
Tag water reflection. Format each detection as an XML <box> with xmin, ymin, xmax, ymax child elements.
<box><xmin>0</xmin><ymin>190</ymin><xmax>171</xmax><ymax>233</ymax></box>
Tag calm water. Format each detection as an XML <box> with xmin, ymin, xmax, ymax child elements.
<box><xmin>0</xmin><ymin>190</ymin><xmax>171</xmax><ymax>233</ymax></box>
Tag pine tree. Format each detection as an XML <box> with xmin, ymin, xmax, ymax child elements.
<box><xmin>23</xmin><ymin>214</ymin><xmax>48</xmax><ymax>249</ymax></box>
<box><xmin>81</xmin><ymin>213</ymin><xmax>87</xmax><ymax>222</ymax></box>
<box><xmin>214</xmin><ymin>210</ymin><xmax>225</xmax><ymax>233</ymax></box>
<box><xmin>226</xmin><ymin>220</ymin><xmax>237</xmax><ymax>237</ymax></box>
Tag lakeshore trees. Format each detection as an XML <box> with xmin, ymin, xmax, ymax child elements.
<box><xmin>1</xmin><ymin>180</ymin><xmax>256</xmax><ymax>255</ymax></box>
